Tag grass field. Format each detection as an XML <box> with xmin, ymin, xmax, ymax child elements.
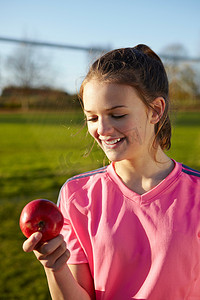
<box><xmin>0</xmin><ymin>110</ymin><xmax>200</xmax><ymax>299</ymax></box>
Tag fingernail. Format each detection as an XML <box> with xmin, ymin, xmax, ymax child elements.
<box><xmin>34</xmin><ymin>232</ymin><xmax>42</xmax><ymax>241</ymax></box>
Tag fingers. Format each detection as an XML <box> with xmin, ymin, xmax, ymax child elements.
<box><xmin>23</xmin><ymin>233</ymin><xmax>70</xmax><ymax>271</ymax></box>
<box><xmin>23</xmin><ymin>232</ymin><xmax>42</xmax><ymax>252</ymax></box>
<box><xmin>34</xmin><ymin>234</ymin><xmax>70</xmax><ymax>271</ymax></box>
<box><xmin>37</xmin><ymin>234</ymin><xmax>65</xmax><ymax>255</ymax></box>
<box><xmin>36</xmin><ymin>238</ymin><xmax>70</xmax><ymax>271</ymax></box>
<box><xmin>52</xmin><ymin>249</ymin><xmax>70</xmax><ymax>272</ymax></box>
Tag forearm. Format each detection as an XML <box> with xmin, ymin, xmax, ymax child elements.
<box><xmin>23</xmin><ymin>234</ymin><xmax>93</xmax><ymax>299</ymax></box>
<box><xmin>45</xmin><ymin>264</ymin><xmax>91</xmax><ymax>300</ymax></box>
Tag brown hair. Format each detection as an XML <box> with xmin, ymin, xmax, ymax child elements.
<box><xmin>79</xmin><ymin>44</ymin><xmax>171</xmax><ymax>150</ymax></box>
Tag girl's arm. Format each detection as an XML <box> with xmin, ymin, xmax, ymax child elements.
<box><xmin>45</xmin><ymin>264</ymin><xmax>95</xmax><ymax>300</ymax></box>
<box><xmin>23</xmin><ymin>232</ymin><xmax>95</xmax><ymax>300</ymax></box>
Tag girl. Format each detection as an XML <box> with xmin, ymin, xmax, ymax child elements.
<box><xmin>23</xmin><ymin>45</ymin><xmax>200</xmax><ymax>300</ymax></box>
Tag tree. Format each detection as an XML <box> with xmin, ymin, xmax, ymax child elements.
<box><xmin>5</xmin><ymin>44</ymin><xmax>55</xmax><ymax>88</ymax></box>
<box><xmin>2</xmin><ymin>44</ymin><xmax>57</xmax><ymax>110</ymax></box>
<box><xmin>161</xmin><ymin>43</ymin><xmax>199</xmax><ymax>102</ymax></box>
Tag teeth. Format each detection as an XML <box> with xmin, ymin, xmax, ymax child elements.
<box><xmin>104</xmin><ymin>138</ymin><xmax>121</xmax><ymax>145</ymax></box>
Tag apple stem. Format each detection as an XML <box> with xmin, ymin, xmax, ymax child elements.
<box><xmin>38</xmin><ymin>220</ymin><xmax>45</xmax><ymax>231</ymax></box>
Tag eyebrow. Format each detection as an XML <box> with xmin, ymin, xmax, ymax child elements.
<box><xmin>84</xmin><ymin>105</ymin><xmax>127</xmax><ymax>113</ymax></box>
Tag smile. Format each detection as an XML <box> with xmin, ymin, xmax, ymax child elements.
<box><xmin>104</xmin><ymin>138</ymin><xmax>121</xmax><ymax>145</ymax></box>
<box><xmin>101</xmin><ymin>138</ymin><xmax>124</xmax><ymax>147</ymax></box>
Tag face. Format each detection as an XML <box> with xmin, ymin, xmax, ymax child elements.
<box><xmin>82</xmin><ymin>80</ymin><xmax>155</xmax><ymax>163</ymax></box>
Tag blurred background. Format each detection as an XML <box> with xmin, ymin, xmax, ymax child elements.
<box><xmin>0</xmin><ymin>0</ymin><xmax>200</xmax><ymax>299</ymax></box>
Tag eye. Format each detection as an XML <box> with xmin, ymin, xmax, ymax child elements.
<box><xmin>86</xmin><ymin>116</ymin><xmax>98</xmax><ymax>122</ymax></box>
<box><xmin>112</xmin><ymin>114</ymin><xmax>127</xmax><ymax>119</ymax></box>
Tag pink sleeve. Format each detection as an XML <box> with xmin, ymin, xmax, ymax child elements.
<box><xmin>58</xmin><ymin>186</ymin><xmax>88</xmax><ymax>265</ymax></box>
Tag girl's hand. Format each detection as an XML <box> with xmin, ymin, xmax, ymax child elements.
<box><xmin>23</xmin><ymin>232</ymin><xmax>70</xmax><ymax>272</ymax></box>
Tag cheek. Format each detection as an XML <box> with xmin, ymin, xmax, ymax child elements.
<box><xmin>118</xmin><ymin>119</ymin><xmax>143</xmax><ymax>145</ymax></box>
<box><xmin>125</xmin><ymin>126</ymin><xmax>143</xmax><ymax>145</ymax></box>
<box><xmin>117</xmin><ymin>120</ymin><xmax>137</xmax><ymax>136</ymax></box>
<box><xmin>87</xmin><ymin>124</ymin><xmax>98</xmax><ymax>139</ymax></box>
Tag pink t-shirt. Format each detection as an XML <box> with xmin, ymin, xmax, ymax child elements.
<box><xmin>58</xmin><ymin>161</ymin><xmax>200</xmax><ymax>300</ymax></box>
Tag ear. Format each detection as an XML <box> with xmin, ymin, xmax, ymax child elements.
<box><xmin>149</xmin><ymin>97</ymin><xmax>165</xmax><ymax>124</ymax></box>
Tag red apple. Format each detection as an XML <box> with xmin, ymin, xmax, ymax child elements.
<box><xmin>19</xmin><ymin>199</ymin><xmax>64</xmax><ymax>242</ymax></box>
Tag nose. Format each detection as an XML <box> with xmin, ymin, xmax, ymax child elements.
<box><xmin>97</xmin><ymin>117</ymin><xmax>114</xmax><ymax>136</ymax></box>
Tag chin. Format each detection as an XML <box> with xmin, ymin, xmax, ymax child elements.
<box><xmin>105</xmin><ymin>153</ymin><xmax>125</xmax><ymax>163</ymax></box>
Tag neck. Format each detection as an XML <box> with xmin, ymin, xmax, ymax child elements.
<box><xmin>114</xmin><ymin>148</ymin><xmax>174</xmax><ymax>195</ymax></box>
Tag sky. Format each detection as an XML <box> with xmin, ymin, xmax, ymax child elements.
<box><xmin>0</xmin><ymin>0</ymin><xmax>200</xmax><ymax>94</ymax></box>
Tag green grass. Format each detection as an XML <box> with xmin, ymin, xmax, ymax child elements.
<box><xmin>0</xmin><ymin>111</ymin><xmax>106</xmax><ymax>201</ymax></box>
<box><xmin>0</xmin><ymin>110</ymin><xmax>106</xmax><ymax>299</ymax></box>
<box><xmin>168</xmin><ymin>111</ymin><xmax>200</xmax><ymax>169</ymax></box>
<box><xmin>0</xmin><ymin>110</ymin><xmax>199</xmax><ymax>299</ymax></box>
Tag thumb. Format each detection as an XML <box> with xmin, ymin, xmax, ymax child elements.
<box><xmin>23</xmin><ymin>232</ymin><xmax>42</xmax><ymax>252</ymax></box>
